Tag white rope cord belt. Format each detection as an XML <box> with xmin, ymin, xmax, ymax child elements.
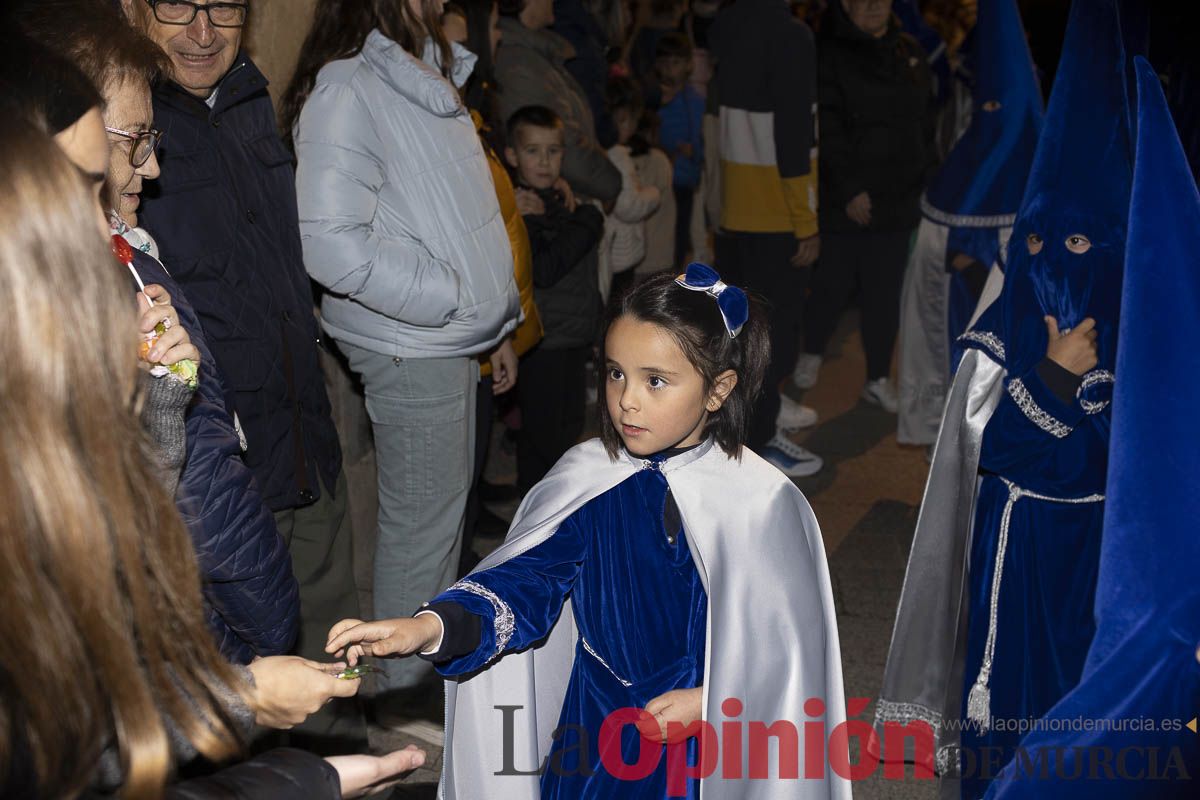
<box><xmin>966</xmin><ymin>478</ymin><xmax>1105</xmax><ymax>732</ymax></box>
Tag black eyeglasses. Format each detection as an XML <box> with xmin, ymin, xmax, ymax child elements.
<box><xmin>143</xmin><ymin>0</ymin><xmax>248</xmax><ymax>28</ymax></box>
<box><xmin>106</xmin><ymin>126</ymin><xmax>164</xmax><ymax>167</ymax></box>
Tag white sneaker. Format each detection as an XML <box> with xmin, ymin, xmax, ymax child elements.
<box><xmin>762</xmin><ymin>433</ymin><xmax>824</xmax><ymax>477</ymax></box>
<box><xmin>792</xmin><ymin>353</ymin><xmax>823</xmax><ymax>390</ymax></box>
<box><xmin>862</xmin><ymin>378</ymin><xmax>899</xmax><ymax>414</ymax></box>
<box><xmin>776</xmin><ymin>394</ymin><xmax>818</xmax><ymax>431</ymax></box>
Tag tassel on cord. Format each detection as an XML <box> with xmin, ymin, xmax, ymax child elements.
<box><xmin>967</xmin><ymin>679</ymin><xmax>991</xmax><ymax>732</ymax></box>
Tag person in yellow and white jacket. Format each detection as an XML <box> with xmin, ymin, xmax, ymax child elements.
<box><xmin>709</xmin><ymin>0</ymin><xmax>822</xmax><ymax>478</ymax></box>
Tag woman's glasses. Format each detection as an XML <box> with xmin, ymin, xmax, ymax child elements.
<box><xmin>105</xmin><ymin>127</ymin><xmax>164</xmax><ymax>168</ymax></box>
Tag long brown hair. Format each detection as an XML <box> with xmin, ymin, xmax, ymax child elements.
<box><xmin>279</xmin><ymin>0</ymin><xmax>455</xmax><ymax>149</ymax></box>
<box><xmin>0</xmin><ymin>120</ymin><xmax>246</xmax><ymax>798</ymax></box>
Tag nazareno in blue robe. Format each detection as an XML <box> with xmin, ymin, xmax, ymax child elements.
<box><xmin>431</xmin><ymin>449</ymin><xmax>708</xmax><ymax>798</ymax></box>
<box><xmin>950</xmin><ymin>1</ymin><xmax>1133</xmax><ymax>796</ymax></box>
<box><xmin>895</xmin><ymin>0</ymin><xmax>1043</xmax><ymax>446</ymax></box>
<box><xmin>982</xmin><ymin>55</ymin><xmax>1200</xmax><ymax>800</ymax></box>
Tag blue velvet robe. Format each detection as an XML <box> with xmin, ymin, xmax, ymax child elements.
<box><xmin>432</xmin><ymin>456</ymin><xmax>708</xmax><ymax>798</ymax></box>
<box><xmin>957</xmin><ymin>330</ymin><xmax>1109</xmax><ymax>800</ymax></box>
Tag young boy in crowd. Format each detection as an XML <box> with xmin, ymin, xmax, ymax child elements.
<box><xmin>505</xmin><ymin>106</ymin><xmax>606</xmax><ymax>493</ymax></box>
<box><xmin>654</xmin><ymin>31</ymin><xmax>705</xmax><ymax>266</ymax></box>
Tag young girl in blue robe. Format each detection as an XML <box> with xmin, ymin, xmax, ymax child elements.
<box><xmin>327</xmin><ymin>265</ymin><xmax>850</xmax><ymax>800</ymax></box>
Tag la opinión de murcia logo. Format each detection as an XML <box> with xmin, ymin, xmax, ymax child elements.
<box><xmin>487</xmin><ymin>698</ymin><xmax>1194</xmax><ymax>795</ymax></box>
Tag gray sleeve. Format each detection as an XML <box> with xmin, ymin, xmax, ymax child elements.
<box><xmin>140</xmin><ymin>372</ymin><xmax>197</xmax><ymax>496</ymax></box>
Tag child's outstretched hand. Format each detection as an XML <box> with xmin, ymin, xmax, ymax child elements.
<box><xmin>638</xmin><ymin>687</ymin><xmax>704</xmax><ymax>744</ymax></box>
<box><xmin>326</xmin><ymin>616</ymin><xmax>443</xmax><ymax>664</ymax></box>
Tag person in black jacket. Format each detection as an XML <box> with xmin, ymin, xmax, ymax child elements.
<box><xmin>118</xmin><ymin>0</ymin><xmax>363</xmax><ymax>751</ymax></box>
<box><xmin>794</xmin><ymin>0</ymin><xmax>936</xmax><ymax>411</ymax></box>
<box><xmin>505</xmin><ymin>105</ymin><xmax>605</xmax><ymax>491</ymax></box>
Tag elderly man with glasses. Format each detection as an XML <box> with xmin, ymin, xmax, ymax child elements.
<box><xmin>117</xmin><ymin>0</ymin><xmax>366</xmax><ymax>754</ymax></box>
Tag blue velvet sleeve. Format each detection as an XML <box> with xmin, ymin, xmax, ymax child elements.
<box><xmin>430</xmin><ymin>511</ymin><xmax>590</xmax><ymax>676</ymax></box>
<box><xmin>980</xmin><ymin>364</ymin><xmax>1088</xmax><ymax>474</ymax></box>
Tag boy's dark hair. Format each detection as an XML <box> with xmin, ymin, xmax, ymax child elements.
<box><xmin>505</xmin><ymin>104</ymin><xmax>564</xmax><ymax>145</ymax></box>
<box><xmin>605</xmin><ymin>75</ymin><xmax>644</xmax><ymax>117</ymax></box>
<box><xmin>655</xmin><ymin>31</ymin><xmax>694</xmax><ymax>61</ymax></box>
<box><xmin>598</xmin><ymin>272</ymin><xmax>770</xmax><ymax>459</ymax></box>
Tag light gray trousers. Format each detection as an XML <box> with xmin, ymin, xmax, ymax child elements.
<box><xmin>341</xmin><ymin>342</ymin><xmax>477</xmax><ymax>690</ymax></box>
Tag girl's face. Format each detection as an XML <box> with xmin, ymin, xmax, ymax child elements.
<box><xmin>52</xmin><ymin>107</ymin><xmax>111</xmax><ymax>241</ymax></box>
<box><xmin>613</xmin><ymin>108</ymin><xmax>638</xmax><ymax>146</ymax></box>
<box><xmin>604</xmin><ymin>315</ymin><xmax>736</xmax><ymax>456</ymax></box>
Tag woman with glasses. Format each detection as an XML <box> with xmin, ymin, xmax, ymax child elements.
<box><xmin>17</xmin><ymin>0</ymin><xmax>306</xmax><ymax>667</ymax></box>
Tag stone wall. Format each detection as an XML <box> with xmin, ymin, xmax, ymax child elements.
<box><xmin>243</xmin><ymin>0</ymin><xmax>318</xmax><ymax>108</ymax></box>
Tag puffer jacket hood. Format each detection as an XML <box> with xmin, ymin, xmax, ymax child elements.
<box><xmin>296</xmin><ymin>29</ymin><xmax>520</xmax><ymax>358</ymax></box>
<box><xmin>360</xmin><ymin>32</ymin><xmax>478</xmax><ymax>116</ymax></box>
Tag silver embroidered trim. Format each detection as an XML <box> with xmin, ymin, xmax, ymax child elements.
<box><xmin>967</xmin><ymin>479</ymin><xmax>1105</xmax><ymax>732</ymax></box>
<box><xmin>1007</xmin><ymin>378</ymin><xmax>1072</xmax><ymax>438</ymax></box>
<box><xmin>1077</xmin><ymin>369</ymin><xmax>1115</xmax><ymax>414</ymax></box>
<box><xmin>581</xmin><ymin>637</ymin><xmax>633</xmax><ymax>687</ymax></box>
<box><xmin>920</xmin><ymin>194</ymin><xmax>1017</xmax><ymax>228</ymax></box>
<box><xmin>959</xmin><ymin>330</ymin><xmax>1006</xmax><ymax>362</ymax></box>
<box><xmin>450</xmin><ymin>579</ymin><xmax>514</xmax><ymax>658</ymax></box>
<box><xmin>874</xmin><ymin>699</ymin><xmax>943</xmax><ymax>734</ymax></box>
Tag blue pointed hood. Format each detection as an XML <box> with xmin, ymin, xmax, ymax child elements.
<box><xmin>1085</xmin><ymin>56</ymin><xmax>1200</xmax><ymax>669</ymax></box>
<box><xmin>983</xmin><ymin>0</ymin><xmax>1132</xmax><ymax>390</ymax></box>
<box><xmin>922</xmin><ymin>0</ymin><xmax>1043</xmax><ymax>271</ymax></box>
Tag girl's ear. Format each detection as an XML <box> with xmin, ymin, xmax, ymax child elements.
<box><xmin>706</xmin><ymin>370</ymin><xmax>738</xmax><ymax>412</ymax></box>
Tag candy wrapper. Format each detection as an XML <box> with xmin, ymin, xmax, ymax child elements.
<box><xmin>112</xmin><ymin>235</ymin><xmax>199</xmax><ymax>390</ymax></box>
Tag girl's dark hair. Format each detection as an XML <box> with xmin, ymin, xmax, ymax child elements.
<box><xmin>0</xmin><ymin>32</ymin><xmax>102</xmax><ymax>135</ymax></box>
<box><xmin>628</xmin><ymin>108</ymin><xmax>659</xmax><ymax>157</ymax></box>
<box><xmin>598</xmin><ymin>271</ymin><xmax>770</xmax><ymax>459</ymax></box>
<box><xmin>605</xmin><ymin>74</ymin><xmax>644</xmax><ymax>116</ymax></box>
<box><xmin>280</xmin><ymin>0</ymin><xmax>454</xmax><ymax>150</ymax></box>
<box><xmin>459</xmin><ymin>0</ymin><xmax>504</xmax><ymax>150</ymax></box>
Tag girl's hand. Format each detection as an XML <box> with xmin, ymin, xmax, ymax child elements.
<box><xmin>326</xmin><ymin>746</ymin><xmax>426</xmax><ymax>798</ymax></box>
<box><xmin>553</xmin><ymin>177</ymin><xmax>577</xmax><ymax>212</ymax></box>
<box><xmin>639</xmin><ymin>687</ymin><xmax>704</xmax><ymax>744</ymax></box>
<box><xmin>490</xmin><ymin>339</ymin><xmax>518</xmax><ymax>394</ymax></box>
<box><xmin>1045</xmin><ymin>316</ymin><xmax>1098</xmax><ymax>375</ymax></box>
<box><xmin>137</xmin><ymin>291</ymin><xmax>199</xmax><ymax>367</ymax></box>
<box><xmin>326</xmin><ymin>616</ymin><xmax>443</xmax><ymax>664</ymax></box>
<box><xmin>515</xmin><ymin>188</ymin><xmax>545</xmax><ymax>217</ymax></box>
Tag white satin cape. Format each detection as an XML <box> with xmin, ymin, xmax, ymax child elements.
<box><xmin>897</xmin><ymin>219</ymin><xmax>1008</xmax><ymax>445</ymax></box>
<box><xmin>438</xmin><ymin>437</ymin><xmax>850</xmax><ymax>799</ymax></box>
